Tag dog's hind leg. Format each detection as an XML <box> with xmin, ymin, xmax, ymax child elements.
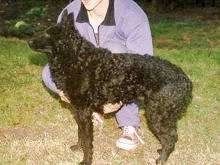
<box><xmin>71</xmin><ymin>109</ymin><xmax>94</xmax><ymax>165</ymax></box>
<box><xmin>144</xmin><ymin>84</ymin><xmax>186</xmax><ymax>164</ymax></box>
<box><xmin>146</xmin><ymin>112</ymin><xmax>178</xmax><ymax>165</ymax></box>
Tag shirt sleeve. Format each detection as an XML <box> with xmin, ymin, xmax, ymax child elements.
<box><xmin>121</xmin><ymin>9</ymin><xmax>153</xmax><ymax>56</ymax></box>
<box><xmin>126</xmin><ymin>21</ymin><xmax>153</xmax><ymax>56</ymax></box>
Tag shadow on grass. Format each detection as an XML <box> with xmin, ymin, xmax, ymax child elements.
<box><xmin>29</xmin><ymin>51</ymin><xmax>48</xmax><ymax>66</ymax></box>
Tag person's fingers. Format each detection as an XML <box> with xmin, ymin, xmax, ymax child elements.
<box><xmin>61</xmin><ymin>95</ymin><xmax>70</xmax><ymax>103</ymax></box>
<box><xmin>92</xmin><ymin>112</ymin><xmax>104</xmax><ymax>126</ymax></box>
<box><xmin>58</xmin><ymin>90</ymin><xmax>70</xmax><ymax>103</ymax></box>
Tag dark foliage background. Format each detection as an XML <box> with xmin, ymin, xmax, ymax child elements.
<box><xmin>0</xmin><ymin>0</ymin><xmax>219</xmax><ymax>38</ymax></box>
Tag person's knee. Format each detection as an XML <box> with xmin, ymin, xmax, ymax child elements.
<box><xmin>42</xmin><ymin>64</ymin><xmax>50</xmax><ymax>83</ymax></box>
<box><xmin>41</xmin><ymin>64</ymin><xmax>59</xmax><ymax>94</ymax></box>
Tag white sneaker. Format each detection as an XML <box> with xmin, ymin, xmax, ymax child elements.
<box><xmin>116</xmin><ymin>126</ymin><xmax>144</xmax><ymax>150</ymax></box>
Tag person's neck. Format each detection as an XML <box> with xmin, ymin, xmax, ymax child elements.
<box><xmin>87</xmin><ymin>0</ymin><xmax>109</xmax><ymax>21</ymax></box>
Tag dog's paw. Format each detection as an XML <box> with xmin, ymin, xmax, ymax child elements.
<box><xmin>70</xmin><ymin>144</ymin><xmax>82</xmax><ymax>152</ymax></box>
<box><xmin>157</xmin><ymin>148</ymin><xmax>162</xmax><ymax>155</ymax></box>
<box><xmin>79</xmin><ymin>161</ymin><xmax>89</xmax><ymax>165</ymax></box>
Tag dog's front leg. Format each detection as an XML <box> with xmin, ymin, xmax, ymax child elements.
<box><xmin>71</xmin><ymin>108</ymin><xmax>94</xmax><ymax>165</ymax></box>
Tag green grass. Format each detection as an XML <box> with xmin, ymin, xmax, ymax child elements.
<box><xmin>0</xmin><ymin>14</ymin><xmax>220</xmax><ymax>164</ymax></box>
<box><xmin>0</xmin><ymin>38</ymin><xmax>49</xmax><ymax>127</ymax></box>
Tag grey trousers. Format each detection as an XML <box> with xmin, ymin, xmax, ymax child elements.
<box><xmin>42</xmin><ymin>64</ymin><xmax>140</xmax><ymax>127</ymax></box>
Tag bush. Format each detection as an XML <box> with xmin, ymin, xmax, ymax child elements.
<box><xmin>7</xmin><ymin>20</ymin><xmax>33</xmax><ymax>37</ymax></box>
<box><xmin>25</xmin><ymin>7</ymin><xmax>46</xmax><ymax>20</ymax></box>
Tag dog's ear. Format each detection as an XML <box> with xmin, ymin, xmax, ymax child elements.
<box><xmin>60</xmin><ymin>9</ymin><xmax>69</xmax><ymax>25</ymax></box>
<box><xmin>67</xmin><ymin>12</ymin><xmax>75</xmax><ymax>25</ymax></box>
<box><xmin>59</xmin><ymin>9</ymin><xmax>75</xmax><ymax>28</ymax></box>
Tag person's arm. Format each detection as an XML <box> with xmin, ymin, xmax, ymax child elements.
<box><xmin>121</xmin><ymin>8</ymin><xmax>153</xmax><ymax>56</ymax></box>
<box><xmin>126</xmin><ymin>21</ymin><xmax>153</xmax><ymax>56</ymax></box>
<box><xmin>103</xmin><ymin>16</ymin><xmax>153</xmax><ymax>113</ymax></box>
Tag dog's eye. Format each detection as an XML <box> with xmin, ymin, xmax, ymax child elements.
<box><xmin>45</xmin><ymin>33</ymin><xmax>50</xmax><ymax>38</ymax></box>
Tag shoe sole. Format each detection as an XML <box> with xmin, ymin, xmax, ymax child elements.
<box><xmin>116</xmin><ymin>141</ymin><xmax>138</xmax><ymax>150</ymax></box>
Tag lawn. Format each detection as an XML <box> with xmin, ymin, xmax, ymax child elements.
<box><xmin>0</xmin><ymin>9</ymin><xmax>219</xmax><ymax>165</ymax></box>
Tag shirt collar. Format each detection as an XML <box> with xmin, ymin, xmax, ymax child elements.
<box><xmin>76</xmin><ymin>0</ymin><xmax>115</xmax><ymax>26</ymax></box>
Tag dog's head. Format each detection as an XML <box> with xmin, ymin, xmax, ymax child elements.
<box><xmin>28</xmin><ymin>10</ymin><xmax>80</xmax><ymax>55</ymax></box>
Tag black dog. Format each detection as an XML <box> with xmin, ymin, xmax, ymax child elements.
<box><xmin>28</xmin><ymin>10</ymin><xmax>192</xmax><ymax>165</ymax></box>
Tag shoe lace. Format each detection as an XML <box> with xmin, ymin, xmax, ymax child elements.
<box><xmin>123</xmin><ymin>126</ymin><xmax>145</xmax><ymax>144</ymax></box>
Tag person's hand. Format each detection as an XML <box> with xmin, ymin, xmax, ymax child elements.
<box><xmin>92</xmin><ymin>112</ymin><xmax>104</xmax><ymax>126</ymax></box>
<box><xmin>103</xmin><ymin>101</ymin><xmax>123</xmax><ymax>114</ymax></box>
<box><xmin>58</xmin><ymin>90</ymin><xmax>70</xmax><ymax>103</ymax></box>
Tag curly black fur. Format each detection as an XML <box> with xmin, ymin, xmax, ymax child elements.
<box><xmin>29</xmin><ymin>10</ymin><xmax>192</xmax><ymax>165</ymax></box>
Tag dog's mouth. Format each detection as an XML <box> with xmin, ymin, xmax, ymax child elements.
<box><xmin>28</xmin><ymin>40</ymin><xmax>52</xmax><ymax>54</ymax></box>
<box><xmin>33</xmin><ymin>47</ymin><xmax>52</xmax><ymax>54</ymax></box>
